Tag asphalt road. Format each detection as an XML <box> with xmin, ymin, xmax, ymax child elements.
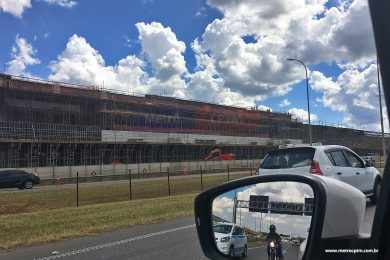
<box><xmin>0</xmin><ymin>204</ymin><xmax>376</xmax><ymax>260</ymax></box>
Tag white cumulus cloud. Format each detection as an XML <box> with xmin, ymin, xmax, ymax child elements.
<box><xmin>136</xmin><ymin>22</ymin><xmax>187</xmax><ymax>80</ymax></box>
<box><xmin>6</xmin><ymin>35</ymin><xmax>40</xmax><ymax>76</ymax></box>
<box><xmin>0</xmin><ymin>0</ymin><xmax>31</xmax><ymax>17</ymax></box>
<box><xmin>288</xmin><ymin>107</ymin><xmax>318</xmax><ymax>123</ymax></box>
<box><xmin>311</xmin><ymin>66</ymin><xmax>389</xmax><ymax>131</ymax></box>
<box><xmin>47</xmin><ymin>23</ymin><xmax>264</xmax><ymax>107</ymax></box>
<box><xmin>43</xmin><ymin>0</ymin><xmax>77</xmax><ymax>8</ymax></box>
<box><xmin>135</xmin><ymin>22</ymin><xmax>188</xmax><ymax>98</ymax></box>
<box><xmin>49</xmin><ymin>34</ymin><xmax>149</xmax><ymax>94</ymax></box>
<box><xmin>201</xmin><ymin>0</ymin><xmax>376</xmax><ymax>96</ymax></box>
<box><xmin>187</xmin><ymin>39</ymin><xmax>263</xmax><ymax>107</ymax></box>
<box><xmin>279</xmin><ymin>99</ymin><xmax>291</xmax><ymax>108</ymax></box>
<box><xmin>0</xmin><ymin>0</ymin><xmax>76</xmax><ymax>18</ymax></box>
<box><xmin>200</xmin><ymin>0</ymin><xmax>379</xmax><ymax>129</ymax></box>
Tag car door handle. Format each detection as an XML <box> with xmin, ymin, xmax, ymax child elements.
<box><xmin>356</xmin><ymin>172</ymin><xmax>360</xmax><ymax>175</ymax></box>
<box><xmin>337</xmin><ymin>172</ymin><xmax>342</xmax><ymax>175</ymax></box>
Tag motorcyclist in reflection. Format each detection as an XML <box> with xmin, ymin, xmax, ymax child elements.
<box><xmin>266</xmin><ymin>224</ymin><xmax>283</xmax><ymax>260</ymax></box>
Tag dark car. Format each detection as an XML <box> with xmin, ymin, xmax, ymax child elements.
<box><xmin>0</xmin><ymin>170</ymin><xmax>40</xmax><ymax>189</ymax></box>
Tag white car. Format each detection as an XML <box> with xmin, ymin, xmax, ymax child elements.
<box><xmin>213</xmin><ymin>223</ymin><xmax>248</xmax><ymax>257</ymax></box>
<box><xmin>258</xmin><ymin>144</ymin><xmax>382</xmax><ymax>203</ymax></box>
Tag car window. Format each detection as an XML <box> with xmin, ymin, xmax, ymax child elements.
<box><xmin>328</xmin><ymin>150</ymin><xmax>350</xmax><ymax>167</ymax></box>
<box><xmin>0</xmin><ymin>171</ymin><xmax>10</xmax><ymax>177</ymax></box>
<box><xmin>9</xmin><ymin>170</ymin><xmax>24</xmax><ymax>176</ymax></box>
<box><xmin>232</xmin><ymin>227</ymin><xmax>241</xmax><ymax>235</ymax></box>
<box><xmin>213</xmin><ymin>224</ymin><xmax>232</xmax><ymax>234</ymax></box>
<box><xmin>325</xmin><ymin>152</ymin><xmax>336</xmax><ymax>165</ymax></box>
<box><xmin>260</xmin><ymin>148</ymin><xmax>315</xmax><ymax>169</ymax></box>
<box><xmin>344</xmin><ymin>151</ymin><xmax>364</xmax><ymax>168</ymax></box>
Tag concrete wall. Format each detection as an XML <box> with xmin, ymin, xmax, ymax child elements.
<box><xmin>102</xmin><ymin>130</ymin><xmax>303</xmax><ymax>146</ymax></box>
<box><xmin>9</xmin><ymin>159</ymin><xmax>262</xmax><ymax>179</ymax></box>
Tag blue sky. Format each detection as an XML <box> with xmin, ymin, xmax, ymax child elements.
<box><xmin>0</xmin><ymin>0</ymin><xmax>383</xmax><ymax>131</ymax></box>
<box><xmin>0</xmin><ymin>0</ymin><xmax>220</xmax><ymax>76</ymax></box>
<box><xmin>264</xmin><ymin>61</ymin><xmax>345</xmax><ymax>124</ymax></box>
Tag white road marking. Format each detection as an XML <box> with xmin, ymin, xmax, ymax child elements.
<box><xmin>34</xmin><ymin>224</ymin><xmax>196</xmax><ymax>260</ymax></box>
<box><xmin>248</xmin><ymin>246</ymin><xmax>265</xmax><ymax>250</ymax></box>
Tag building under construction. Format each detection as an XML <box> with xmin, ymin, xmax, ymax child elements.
<box><xmin>0</xmin><ymin>73</ymin><xmax>387</xmax><ymax>178</ymax></box>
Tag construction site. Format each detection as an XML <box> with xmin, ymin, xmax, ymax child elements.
<box><xmin>0</xmin><ymin>73</ymin><xmax>388</xmax><ymax>180</ymax></box>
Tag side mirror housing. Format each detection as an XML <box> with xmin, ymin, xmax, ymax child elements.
<box><xmin>194</xmin><ymin>174</ymin><xmax>366</xmax><ymax>260</ymax></box>
<box><xmin>364</xmin><ymin>160</ymin><xmax>373</xmax><ymax>167</ymax></box>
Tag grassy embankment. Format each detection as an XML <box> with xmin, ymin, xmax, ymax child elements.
<box><xmin>0</xmin><ymin>194</ymin><xmax>195</xmax><ymax>249</ymax></box>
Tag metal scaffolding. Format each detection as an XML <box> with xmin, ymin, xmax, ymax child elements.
<box><xmin>0</xmin><ymin>73</ymin><xmax>388</xmax><ymax>179</ymax></box>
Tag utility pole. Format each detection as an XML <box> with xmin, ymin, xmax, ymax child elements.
<box><xmin>287</xmin><ymin>58</ymin><xmax>312</xmax><ymax>145</ymax></box>
<box><xmin>232</xmin><ymin>193</ymin><xmax>237</xmax><ymax>224</ymax></box>
<box><xmin>377</xmin><ymin>60</ymin><xmax>387</xmax><ymax>161</ymax></box>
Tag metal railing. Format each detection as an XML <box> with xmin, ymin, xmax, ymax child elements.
<box><xmin>0</xmin><ymin>121</ymin><xmax>100</xmax><ymax>141</ymax></box>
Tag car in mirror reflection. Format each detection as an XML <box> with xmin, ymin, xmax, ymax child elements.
<box><xmin>213</xmin><ymin>223</ymin><xmax>248</xmax><ymax>257</ymax></box>
<box><xmin>212</xmin><ymin>181</ymin><xmax>313</xmax><ymax>259</ymax></box>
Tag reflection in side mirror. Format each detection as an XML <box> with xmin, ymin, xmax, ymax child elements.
<box><xmin>212</xmin><ymin>182</ymin><xmax>314</xmax><ymax>259</ymax></box>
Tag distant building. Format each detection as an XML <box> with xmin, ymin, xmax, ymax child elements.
<box><xmin>0</xmin><ymin>73</ymin><xmax>387</xmax><ymax>173</ymax></box>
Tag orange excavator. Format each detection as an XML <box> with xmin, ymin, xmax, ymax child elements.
<box><xmin>204</xmin><ymin>147</ymin><xmax>235</xmax><ymax>161</ymax></box>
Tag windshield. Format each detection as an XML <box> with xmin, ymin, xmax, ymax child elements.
<box><xmin>261</xmin><ymin>148</ymin><xmax>315</xmax><ymax>169</ymax></box>
<box><xmin>213</xmin><ymin>224</ymin><xmax>233</xmax><ymax>234</ymax></box>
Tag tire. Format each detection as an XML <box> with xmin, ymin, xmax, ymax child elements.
<box><xmin>23</xmin><ymin>180</ymin><xmax>34</xmax><ymax>189</ymax></box>
<box><xmin>370</xmin><ymin>178</ymin><xmax>381</xmax><ymax>204</ymax></box>
<box><xmin>242</xmin><ymin>245</ymin><xmax>248</xmax><ymax>258</ymax></box>
<box><xmin>229</xmin><ymin>246</ymin><xmax>235</xmax><ymax>257</ymax></box>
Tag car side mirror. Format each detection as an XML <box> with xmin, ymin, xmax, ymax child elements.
<box><xmin>364</xmin><ymin>160</ymin><xmax>373</xmax><ymax>167</ymax></box>
<box><xmin>194</xmin><ymin>174</ymin><xmax>366</xmax><ymax>260</ymax></box>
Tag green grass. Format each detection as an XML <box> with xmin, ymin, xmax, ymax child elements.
<box><xmin>0</xmin><ymin>172</ymin><xmax>251</xmax><ymax>249</ymax></box>
<box><xmin>0</xmin><ymin>193</ymin><xmax>196</xmax><ymax>249</ymax></box>
<box><xmin>0</xmin><ymin>172</ymin><xmax>250</xmax><ymax>215</ymax></box>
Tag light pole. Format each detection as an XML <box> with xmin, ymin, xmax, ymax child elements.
<box><xmin>377</xmin><ymin>59</ymin><xmax>386</xmax><ymax>161</ymax></box>
<box><xmin>287</xmin><ymin>58</ymin><xmax>312</xmax><ymax>145</ymax></box>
